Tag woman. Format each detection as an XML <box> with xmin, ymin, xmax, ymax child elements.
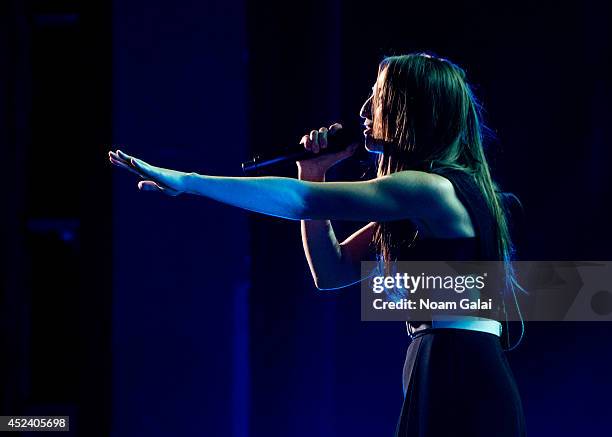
<box><xmin>109</xmin><ymin>53</ymin><xmax>525</xmax><ymax>436</ymax></box>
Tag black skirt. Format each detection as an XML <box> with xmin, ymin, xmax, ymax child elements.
<box><xmin>395</xmin><ymin>328</ymin><xmax>525</xmax><ymax>437</ymax></box>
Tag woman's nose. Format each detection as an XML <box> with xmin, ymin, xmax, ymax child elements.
<box><xmin>360</xmin><ymin>95</ymin><xmax>372</xmax><ymax>120</ymax></box>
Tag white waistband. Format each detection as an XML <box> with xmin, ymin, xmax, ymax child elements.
<box><xmin>430</xmin><ymin>316</ymin><xmax>502</xmax><ymax>337</ymax></box>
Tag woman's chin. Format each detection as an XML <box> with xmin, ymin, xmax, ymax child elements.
<box><xmin>364</xmin><ymin>136</ymin><xmax>384</xmax><ymax>154</ymax></box>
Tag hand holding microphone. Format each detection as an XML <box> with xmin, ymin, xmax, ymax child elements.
<box><xmin>241</xmin><ymin>122</ymin><xmax>359</xmax><ymax>175</ymax></box>
<box><xmin>296</xmin><ymin>123</ymin><xmax>360</xmax><ymax>181</ymax></box>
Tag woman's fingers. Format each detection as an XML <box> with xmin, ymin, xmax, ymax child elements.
<box><xmin>138</xmin><ymin>180</ymin><xmax>169</xmax><ymax>192</ymax></box>
<box><xmin>138</xmin><ymin>180</ymin><xmax>159</xmax><ymax>191</ymax></box>
<box><xmin>129</xmin><ymin>157</ymin><xmax>156</xmax><ymax>179</ymax></box>
<box><xmin>300</xmin><ymin>134</ymin><xmax>311</xmax><ymax>151</ymax></box>
<box><xmin>110</xmin><ymin>149</ymin><xmax>138</xmax><ymax>170</ymax></box>
<box><xmin>109</xmin><ymin>152</ymin><xmax>145</xmax><ymax>178</ymax></box>
<box><xmin>300</xmin><ymin>123</ymin><xmax>342</xmax><ymax>154</ymax></box>
<box><xmin>116</xmin><ymin>150</ymin><xmax>134</xmax><ymax>164</ymax></box>
<box><xmin>108</xmin><ymin>150</ymin><xmax>158</xmax><ymax>183</ymax></box>
<box><xmin>138</xmin><ymin>180</ymin><xmax>181</xmax><ymax>196</ymax></box>
<box><xmin>109</xmin><ymin>149</ymin><xmax>182</xmax><ymax>196</ymax></box>
<box><xmin>108</xmin><ymin>150</ymin><xmax>127</xmax><ymax>165</ymax></box>
<box><xmin>318</xmin><ymin>126</ymin><xmax>328</xmax><ymax>149</ymax></box>
<box><xmin>329</xmin><ymin>123</ymin><xmax>342</xmax><ymax>134</ymax></box>
<box><xmin>116</xmin><ymin>150</ymin><xmax>150</xmax><ymax>174</ymax></box>
<box><xmin>309</xmin><ymin>129</ymin><xmax>320</xmax><ymax>153</ymax></box>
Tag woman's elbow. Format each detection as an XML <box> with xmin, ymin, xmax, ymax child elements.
<box><xmin>313</xmin><ymin>276</ymin><xmax>348</xmax><ymax>291</ymax></box>
<box><xmin>313</xmin><ymin>277</ymin><xmax>330</xmax><ymax>290</ymax></box>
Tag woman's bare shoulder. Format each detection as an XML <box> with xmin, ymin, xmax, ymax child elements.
<box><xmin>382</xmin><ymin>170</ymin><xmax>457</xmax><ymax>205</ymax></box>
<box><xmin>388</xmin><ymin>170</ymin><xmax>475</xmax><ymax>238</ymax></box>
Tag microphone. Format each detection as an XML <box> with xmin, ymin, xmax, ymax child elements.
<box><xmin>241</xmin><ymin>126</ymin><xmax>359</xmax><ymax>174</ymax></box>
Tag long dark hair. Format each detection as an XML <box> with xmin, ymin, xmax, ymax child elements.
<box><xmin>371</xmin><ymin>53</ymin><xmax>524</xmax><ymax>349</ymax></box>
<box><xmin>371</xmin><ymin>53</ymin><xmax>513</xmax><ymax>266</ymax></box>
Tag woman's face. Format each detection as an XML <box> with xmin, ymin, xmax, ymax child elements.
<box><xmin>359</xmin><ymin>73</ymin><xmax>385</xmax><ymax>153</ymax></box>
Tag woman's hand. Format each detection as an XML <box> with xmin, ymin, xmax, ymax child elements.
<box><xmin>108</xmin><ymin>149</ymin><xmax>189</xmax><ymax>196</ymax></box>
<box><xmin>296</xmin><ymin>123</ymin><xmax>359</xmax><ymax>181</ymax></box>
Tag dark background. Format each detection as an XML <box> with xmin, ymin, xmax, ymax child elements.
<box><xmin>2</xmin><ymin>0</ymin><xmax>611</xmax><ymax>436</ymax></box>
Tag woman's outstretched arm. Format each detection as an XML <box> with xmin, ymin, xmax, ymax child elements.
<box><xmin>184</xmin><ymin>171</ymin><xmax>454</xmax><ymax>222</ymax></box>
<box><xmin>108</xmin><ymin>149</ymin><xmax>454</xmax><ymax>222</ymax></box>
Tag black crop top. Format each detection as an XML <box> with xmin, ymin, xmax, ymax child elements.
<box><xmin>390</xmin><ymin>167</ymin><xmax>519</xmax><ymax>328</ymax></box>
<box><xmin>398</xmin><ymin>166</ymin><xmax>497</xmax><ymax>261</ymax></box>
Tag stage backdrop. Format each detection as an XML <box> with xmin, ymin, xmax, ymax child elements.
<box><xmin>111</xmin><ymin>1</ymin><xmax>249</xmax><ymax>436</ymax></box>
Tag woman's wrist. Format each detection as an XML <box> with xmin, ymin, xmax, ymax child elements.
<box><xmin>297</xmin><ymin>165</ymin><xmax>326</xmax><ymax>182</ymax></box>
